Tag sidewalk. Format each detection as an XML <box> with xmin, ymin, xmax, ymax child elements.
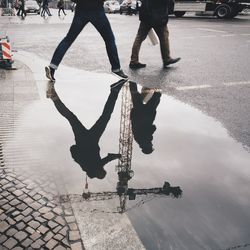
<box><xmin>0</xmin><ymin>61</ymin><xmax>84</xmax><ymax>250</ymax></box>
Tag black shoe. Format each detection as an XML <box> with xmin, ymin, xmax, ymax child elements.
<box><xmin>129</xmin><ymin>62</ymin><xmax>146</xmax><ymax>69</ymax></box>
<box><xmin>45</xmin><ymin>66</ymin><xmax>55</xmax><ymax>82</ymax></box>
<box><xmin>164</xmin><ymin>57</ymin><xmax>181</xmax><ymax>67</ymax></box>
<box><xmin>110</xmin><ymin>79</ymin><xmax>127</xmax><ymax>92</ymax></box>
<box><xmin>108</xmin><ymin>153</ymin><xmax>122</xmax><ymax>160</ymax></box>
<box><xmin>112</xmin><ymin>69</ymin><xmax>128</xmax><ymax>79</ymax></box>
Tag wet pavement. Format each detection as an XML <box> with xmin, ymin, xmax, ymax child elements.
<box><xmin>1</xmin><ymin>51</ymin><xmax>250</xmax><ymax>249</ymax></box>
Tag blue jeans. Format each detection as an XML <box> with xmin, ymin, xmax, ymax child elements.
<box><xmin>50</xmin><ymin>9</ymin><xmax>121</xmax><ymax>71</ymax></box>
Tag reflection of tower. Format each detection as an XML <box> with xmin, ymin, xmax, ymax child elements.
<box><xmin>116</xmin><ymin>82</ymin><xmax>134</xmax><ymax>213</ymax></box>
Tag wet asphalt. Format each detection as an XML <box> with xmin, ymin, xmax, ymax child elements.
<box><xmin>1</xmin><ymin>10</ymin><xmax>250</xmax><ymax>250</ymax></box>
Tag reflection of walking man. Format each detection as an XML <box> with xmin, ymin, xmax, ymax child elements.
<box><xmin>45</xmin><ymin>0</ymin><xmax>127</xmax><ymax>82</ymax></box>
<box><xmin>57</xmin><ymin>0</ymin><xmax>66</xmax><ymax>16</ymax></box>
<box><xmin>129</xmin><ymin>0</ymin><xmax>180</xmax><ymax>69</ymax></box>
<box><xmin>17</xmin><ymin>0</ymin><xmax>26</xmax><ymax>19</ymax></box>
<box><xmin>48</xmin><ymin>80</ymin><xmax>127</xmax><ymax>179</ymax></box>
<box><xmin>41</xmin><ymin>0</ymin><xmax>52</xmax><ymax>17</ymax></box>
<box><xmin>129</xmin><ymin>81</ymin><xmax>161</xmax><ymax>154</ymax></box>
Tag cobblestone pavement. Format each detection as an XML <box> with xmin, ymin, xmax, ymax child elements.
<box><xmin>0</xmin><ymin>62</ymin><xmax>85</xmax><ymax>250</ymax></box>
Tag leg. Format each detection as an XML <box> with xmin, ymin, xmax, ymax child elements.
<box><xmin>90</xmin><ymin>11</ymin><xmax>121</xmax><ymax>71</ymax></box>
<box><xmin>153</xmin><ymin>25</ymin><xmax>171</xmax><ymax>64</ymax></box>
<box><xmin>129</xmin><ymin>81</ymin><xmax>144</xmax><ymax>109</ymax></box>
<box><xmin>145</xmin><ymin>92</ymin><xmax>161</xmax><ymax>110</ymax></box>
<box><xmin>50</xmin><ymin>11</ymin><xmax>88</xmax><ymax>69</ymax></box>
<box><xmin>130</xmin><ymin>22</ymin><xmax>151</xmax><ymax>64</ymax></box>
<box><xmin>90</xmin><ymin>90</ymin><xmax>119</xmax><ymax>141</ymax></box>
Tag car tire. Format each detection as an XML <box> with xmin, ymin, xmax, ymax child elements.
<box><xmin>215</xmin><ymin>4</ymin><xmax>232</xmax><ymax>19</ymax></box>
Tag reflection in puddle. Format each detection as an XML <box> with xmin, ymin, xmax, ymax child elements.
<box><xmin>51</xmin><ymin>81</ymin><xmax>182</xmax><ymax>214</ymax></box>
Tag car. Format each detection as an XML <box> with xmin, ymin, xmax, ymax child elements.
<box><xmin>25</xmin><ymin>0</ymin><xmax>39</xmax><ymax>14</ymax></box>
<box><xmin>120</xmin><ymin>0</ymin><xmax>141</xmax><ymax>15</ymax></box>
<box><xmin>104</xmin><ymin>1</ymin><xmax>120</xmax><ymax>13</ymax></box>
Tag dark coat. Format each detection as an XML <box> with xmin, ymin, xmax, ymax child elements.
<box><xmin>139</xmin><ymin>0</ymin><xmax>169</xmax><ymax>25</ymax></box>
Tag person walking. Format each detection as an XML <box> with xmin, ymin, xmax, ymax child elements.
<box><xmin>57</xmin><ymin>0</ymin><xmax>66</xmax><ymax>16</ymax></box>
<box><xmin>45</xmin><ymin>0</ymin><xmax>128</xmax><ymax>82</ymax></box>
<box><xmin>47</xmin><ymin>79</ymin><xmax>127</xmax><ymax>179</ymax></box>
<box><xmin>129</xmin><ymin>0</ymin><xmax>180</xmax><ymax>69</ymax></box>
<box><xmin>41</xmin><ymin>0</ymin><xmax>52</xmax><ymax>17</ymax></box>
<box><xmin>16</xmin><ymin>0</ymin><xmax>26</xmax><ymax>19</ymax></box>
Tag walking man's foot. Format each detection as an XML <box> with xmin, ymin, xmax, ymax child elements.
<box><xmin>129</xmin><ymin>62</ymin><xmax>146</xmax><ymax>69</ymax></box>
<box><xmin>163</xmin><ymin>57</ymin><xmax>181</xmax><ymax>68</ymax></box>
<box><xmin>112</xmin><ymin>69</ymin><xmax>128</xmax><ymax>79</ymax></box>
<box><xmin>45</xmin><ymin>66</ymin><xmax>55</xmax><ymax>82</ymax></box>
<box><xmin>110</xmin><ymin>79</ymin><xmax>127</xmax><ymax>92</ymax></box>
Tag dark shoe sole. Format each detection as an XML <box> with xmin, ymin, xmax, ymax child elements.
<box><xmin>110</xmin><ymin>79</ymin><xmax>128</xmax><ymax>90</ymax></box>
<box><xmin>164</xmin><ymin>58</ymin><xmax>181</xmax><ymax>67</ymax></box>
<box><xmin>129</xmin><ymin>63</ymin><xmax>146</xmax><ymax>69</ymax></box>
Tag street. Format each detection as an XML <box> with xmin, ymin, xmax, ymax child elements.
<box><xmin>1</xmin><ymin>9</ymin><xmax>250</xmax><ymax>250</ymax></box>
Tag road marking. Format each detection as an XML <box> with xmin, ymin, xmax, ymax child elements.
<box><xmin>221</xmin><ymin>34</ymin><xmax>235</xmax><ymax>37</ymax></box>
<box><xmin>200</xmin><ymin>35</ymin><xmax>216</xmax><ymax>38</ymax></box>
<box><xmin>223</xmin><ymin>81</ymin><xmax>250</xmax><ymax>86</ymax></box>
<box><xmin>176</xmin><ymin>85</ymin><xmax>211</xmax><ymax>91</ymax></box>
<box><xmin>197</xmin><ymin>28</ymin><xmax>227</xmax><ymax>33</ymax></box>
<box><xmin>240</xmin><ymin>34</ymin><xmax>250</xmax><ymax>36</ymax></box>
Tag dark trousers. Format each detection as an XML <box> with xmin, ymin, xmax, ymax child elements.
<box><xmin>58</xmin><ymin>7</ymin><xmax>66</xmax><ymax>16</ymax></box>
<box><xmin>130</xmin><ymin>21</ymin><xmax>171</xmax><ymax>65</ymax></box>
<box><xmin>50</xmin><ymin>9</ymin><xmax>121</xmax><ymax>71</ymax></box>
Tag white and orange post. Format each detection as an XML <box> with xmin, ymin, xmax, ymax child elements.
<box><xmin>0</xmin><ymin>37</ymin><xmax>13</xmax><ymax>68</ymax></box>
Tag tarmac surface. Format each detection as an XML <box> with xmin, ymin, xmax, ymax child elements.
<box><xmin>1</xmin><ymin>9</ymin><xmax>250</xmax><ymax>250</ymax></box>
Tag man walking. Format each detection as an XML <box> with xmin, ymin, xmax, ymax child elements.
<box><xmin>45</xmin><ymin>0</ymin><xmax>127</xmax><ymax>82</ymax></box>
<box><xmin>129</xmin><ymin>0</ymin><xmax>180</xmax><ymax>69</ymax></box>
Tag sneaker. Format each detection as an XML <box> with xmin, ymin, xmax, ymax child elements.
<box><xmin>45</xmin><ymin>66</ymin><xmax>55</xmax><ymax>82</ymax></box>
<box><xmin>129</xmin><ymin>62</ymin><xmax>146</xmax><ymax>69</ymax></box>
<box><xmin>112</xmin><ymin>69</ymin><xmax>128</xmax><ymax>79</ymax></box>
<box><xmin>163</xmin><ymin>57</ymin><xmax>181</xmax><ymax>67</ymax></box>
<box><xmin>110</xmin><ymin>79</ymin><xmax>127</xmax><ymax>92</ymax></box>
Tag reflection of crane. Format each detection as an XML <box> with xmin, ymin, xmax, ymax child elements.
<box><xmin>57</xmin><ymin>83</ymin><xmax>182</xmax><ymax>213</ymax></box>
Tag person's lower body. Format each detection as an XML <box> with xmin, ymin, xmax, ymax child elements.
<box><xmin>130</xmin><ymin>22</ymin><xmax>180</xmax><ymax>69</ymax></box>
<box><xmin>46</xmin><ymin>10</ymin><xmax>127</xmax><ymax>82</ymax></box>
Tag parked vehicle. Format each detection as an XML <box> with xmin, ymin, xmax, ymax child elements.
<box><xmin>120</xmin><ymin>0</ymin><xmax>141</xmax><ymax>15</ymax></box>
<box><xmin>104</xmin><ymin>1</ymin><xmax>120</xmax><ymax>13</ymax></box>
<box><xmin>169</xmin><ymin>0</ymin><xmax>250</xmax><ymax>19</ymax></box>
<box><xmin>25</xmin><ymin>0</ymin><xmax>39</xmax><ymax>14</ymax></box>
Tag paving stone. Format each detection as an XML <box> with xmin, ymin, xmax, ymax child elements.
<box><xmin>0</xmin><ymin>221</ymin><xmax>10</xmax><ymax>233</ymax></box>
<box><xmin>12</xmin><ymin>211</ymin><xmax>20</xmax><ymax>216</ymax></box>
<box><xmin>54</xmin><ymin>216</ymin><xmax>66</xmax><ymax>226</ymax></box>
<box><xmin>0</xmin><ymin>213</ymin><xmax>7</xmax><ymax>220</ymax></box>
<box><xmin>18</xmin><ymin>194</ymin><xmax>28</xmax><ymax>200</ymax></box>
<box><xmin>16</xmin><ymin>203</ymin><xmax>28</xmax><ymax>211</ymax></box>
<box><xmin>16</xmin><ymin>222</ymin><xmax>26</xmax><ymax>230</ymax></box>
<box><xmin>30</xmin><ymin>232</ymin><xmax>41</xmax><ymax>241</ymax></box>
<box><xmin>68</xmin><ymin>223</ymin><xmax>78</xmax><ymax>231</ymax></box>
<box><xmin>6</xmin><ymin>217</ymin><xmax>15</xmax><ymax>225</ymax></box>
<box><xmin>53</xmin><ymin>225</ymin><xmax>62</xmax><ymax>234</ymax></box>
<box><xmin>0</xmin><ymin>198</ymin><xmax>8</xmax><ymax>206</ymax></box>
<box><xmin>39</xmin><ymin>207</ymin><xmax>51</xmax><ymax>214</ymax></box>
<box><xmin>37</xmin><ymin>225</ymin><xmax>49</xmax><ymax>234</ymax></box>
<box><xmin>22</xmin><ymin>207</ymin><xmax>33</xmax><ymax>216</ymax></box>
<box><xmin>6</xmin><ymin>228</ymin><xmax>18</xmax><ymax>237</ymax></box>
<box><xmin>42</xmin><ymin>212</ymin><xmax>55</xmax><ymax>220</ymax></box>
<box><xmin>65</xmin><ymin>216</ymin><xmax>75</xmax><ymax>224</ymax></box>
<box><xmin>12</xmin><ymin>247</ymin><xmax>24</xmax><ymax>250</ymax></box>
<box><xmin>23</xmin><ymin>215</ymin><xmax>33</xmax><ymax>223</ymax></box>
<box><xmin>54</xmin><ymin>246</ymin><xmax>66</xmax><ymax>250</ymax></box>
<box><xmin>59</xmin><ymin>227</ymin><xmax>68</xmax><ymax>236</ymax></box>
<box><xmin>43</xmin><ymin>231</ymin><xmax>54</xmax><ymax>242</ymax></box>
<box><xmin>0</xmin><ymin>235</ymin><xmax>8</xmax><ymax>244</ymax></box>
<box><xmin>53</xmin><ymin>207</ymin><xmax>63</xmax><ymax>215</ymax></box>
<box><xmin>71</xmin><ymin>242</ymin><xmax>84</xmax><ymax>250</ymax></box>
<box><xmin>14</xmin><ymin>214</ymin><xmax>24</xmax><ymax>222</ymax></box>
<box><xmin>3</xmin><ymin>238</ymin><xmax>18</xmax><ymax>249</ymax></box>
<box><xmin>32</xmin><ymin>211</ymin><xmax>40</xmax><ymax>218</ymax></box>
<box><xmin>30</xmin><ymin>202</ymin><xmax>43</xmax><ymax>210</ymax></box>
<box><xmin>33</xmin><ymin>194</ymin><xmax>42</xmax><ymax>200</ymax></box>
<box><xmin>31</xmin><ymin>239</ymin><xmax>45</xmax><ymax>249</ymax></box>
<box><xmin>28</xmin><ymin>220</ymin><xmax>40</xmax><ymax>230</ymax></box>
<box><xmin>6</xmin><ymin>195</ymin><xmax>14</xmax><ymax>201</ymax></box>
<box><xmin>36</xmin><ymin>216</ymin><xmax>46</xmax><ymax>223</ymax></box>
<box><xmin>23</xmin><ymin>197</ymin><xmax>33</xmax><ymax>204</ymax></box>
<box><xmin>10</xmin><ymin>199</ymin><xmax>21</xmax><ymax>206</ymax></box>
<box><xmin>13</xmin><ymin>190</ymin><xmax>24</xmax><ymax>196</ymax></box>
<box><xmin>2</xmin><ymin>204</ymin><xmax>11</xmax><ymax>210</ymax></box>
<box><xmin>62</xmin><ymin>239</ymin><xmax>70</xmax><ymax>247</ymax></box>
<box><xmin>45</xmin><ymin>238</ymin><xmax>58</xmax><ymax>249</ymax></box>
<box><xmin>25</xmin><ymin>226</ymin><xmax>35</xmax><ymax>235</ymax></box>
<box><xmin>53</xmin><ymin>233</ymin><xmax>64</xmax><ymax>241</ymax></box>
<box><xmin>69</xmin><ymin>231</ymin><xmax>81</xmax><ymax>241</ymax></box>
<box><xmin>21</xmin><ymin>238</ymin><xmax>33</xmax><ymax>248</ymax></box>
<box><xmin>14</xmin><ymin>231</ymin><xmax>28</xmax><ymax>241</ymax></box>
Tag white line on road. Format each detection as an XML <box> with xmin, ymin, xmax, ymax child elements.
<box><xmin>223</xmin><ymin>81</ymin><xmax>250</xmax><ymax>86</ymax></box>
<box><xmin>221</xmin><ymin>34</ymin><xmax>235</xmax><ymax>37</ymax></box>
<box><xmin>176</xmin><ymin>85</ymin><xmax>211</xmax><ymax>91</ymax></box>
<box><xmin>197</xmin><ymin>28</ymin><xmax>228</xmax><ymax>33</ymax></box>
<box><xmin>200</xmin><ymin>35</ymin><xmax>217</xmax><ymax>38</ymax></box>
<box><xmin>240</xmin><ymin>34</ymin><xmax>250</xmax><ymax>36</ymax></box>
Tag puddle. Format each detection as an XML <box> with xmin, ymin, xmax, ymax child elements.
<box><xmin>4</xmin><ymin>52</ymin><xmax>250</xmax><ymax>250</ymax></box>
